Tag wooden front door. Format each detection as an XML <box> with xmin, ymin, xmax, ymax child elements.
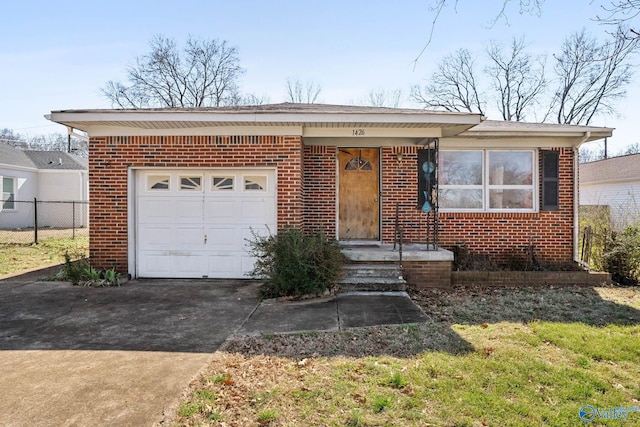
<box><xmin>338</xmin><ymin>148</ymin><xmax>380</xmax><ymax>240</ymax></box>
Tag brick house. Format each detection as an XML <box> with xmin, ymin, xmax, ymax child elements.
<box><xmin>47</xmin><ymin>104</ymin><xmax>612</xmax><ymax>287</ymax></box>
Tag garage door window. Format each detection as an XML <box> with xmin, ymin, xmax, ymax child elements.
<box><xmin>180</xmin><ymin>176</ymin><xmax>202</xmax><ymax>191</ymax></box>
<box><xmin>244</xmin><ymin>176</ymin><xmax>266</xmax><ymax>191</ymax></box>
<box><xmin>148</xmin><ymin>175</ymin><xmax>170</xmax><ymax>191</ymax></box>
<box><xmin>212</xmin><ymin>176</ymin><xmax>234</xmax><ymax>191</ymax></box>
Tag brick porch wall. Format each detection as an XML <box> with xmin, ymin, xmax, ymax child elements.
<box><xmin>88</xmin><ymin>135</ymin><xmax>303</xmax><ymax>273</ymax></box>
<box><xmin>403</xmin><ymin>261</ymin><xmax>452</xmax><ymax>289</ymax></box>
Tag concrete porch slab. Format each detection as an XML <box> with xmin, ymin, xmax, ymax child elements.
<box><xmin>341</xmin><ymin>244</ymin><xmax>454</xmax><ymax>262</ymax></box>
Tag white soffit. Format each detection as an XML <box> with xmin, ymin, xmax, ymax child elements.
<box><xmin>46</xmin><ymin>106</ymin><xmax>482</xmax><ymax>138</ymax></box>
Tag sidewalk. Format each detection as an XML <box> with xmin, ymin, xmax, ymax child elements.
<box><xmin>240</xmin><ymin>291</ymin><xmax>428</xmax><ymax>334</ymax></box>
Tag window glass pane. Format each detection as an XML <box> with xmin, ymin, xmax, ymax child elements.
<box><xmin>212</xmin><ymin>176</ymin><xmax>234</xmax><ymax>191</ymax></box>
<box><xmin>440</xmin><ymin>151</ymin><xmax>482</xmax><ymax>185</ymax></box>
<box><xmin>2</xmin><ymin>178</ymin><xmax>15</xmax><ymax>209</ymax></box>
<box><xmin>489</xmin><ymin>152</ymin><xmax>533</xmax><ymax>185</ymax></box>
<box><xmin>244</xmin><ymin>176</ymin><xmax>266</xmax><ymax>191</ymax></box>
<box><xmin>490</xmin><ymin>189</ymin><xmax>533</xmax><ymax>209</ymax></box>
<box><xmin>3</xmin><ymin>177</ymin><xmax>13</xmax><ymax>193</ymax></box>
<box><xmin>148</xmin><ymin>175</ymin><xmax>170</xmax><ymax>190</ymax></box>
<box><xmin>180</xmin><ymin>176</ymin><xmax>202</xmax><ymax>191</ymax></box>
<box><xmin>439</xmin><ymin>189</ymin><xmax>483</xmax><ymax>209</ymax></box>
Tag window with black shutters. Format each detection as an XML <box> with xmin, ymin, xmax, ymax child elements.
<box><xmin>541</xmin><ymin>150</ymin><xmax>559</xmax><ymax>211</ymax></box>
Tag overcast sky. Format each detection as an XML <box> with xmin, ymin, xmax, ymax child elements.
<box><xmin>1</xmin><ymin>0</ymin><xmax>637</xmax><ymax>153</ymax></box>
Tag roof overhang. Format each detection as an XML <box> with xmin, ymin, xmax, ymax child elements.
<box><xmin>454</xmin><ymin>120</ymin><xmax>613</xmax><ymax>146</ymax></box>
<box><xmin>45</xmin><ymin>105</ymin><xmax>483</xmax><ymax>139</ymax></box>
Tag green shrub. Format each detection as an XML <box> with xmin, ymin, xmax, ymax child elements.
<box><xmin>53</xmin><ymin>251</ymin><xmax>121</xmax><ymax>287</ymax></box>
<box><xmin>603</xmin><ymin>225</ymin><xmax>640</xmax><ymax>285</ymax></box>
<box><xmin>247</xmin><ymin>228</ymin><xmax>346</xmax><ymax>299</ymax></box>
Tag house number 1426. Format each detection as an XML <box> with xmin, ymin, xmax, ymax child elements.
<box><xmin>352</xmin><ymin>129</ymin><xmax>365</xmax><ymax>136</ymax></box>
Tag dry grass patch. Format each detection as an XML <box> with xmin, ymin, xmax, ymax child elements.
<box><xmin>0</xmin><ymin>236</ymin><xmax>88</xmax><ymax>277</ymax></box>
<box><xmin>169</xmin><ymin>286</ymin><xmax>640</xmax><ymax>426</ymax></box>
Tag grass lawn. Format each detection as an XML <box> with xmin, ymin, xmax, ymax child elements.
<box><xmin>171</xmin><ymin>286</ymin><xmax>640</xmax><ymax>426</ymax></box>
<box><xmin>0</xmin><ymin>236</ymin><xmax>89</xmax><ymax>277</ymax></box>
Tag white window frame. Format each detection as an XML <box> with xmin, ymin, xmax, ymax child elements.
<box><xmin>242</xmin><ymin>174</ymin><xmax>268</xmax><ymax>192</ymax></box>
<box><xmin>439</xmin><ymin>150</ymin><xmax>537</xmax><ymax>213</ymax></box>
<box><xmin>1</xmin><ymin>176</ymin><xmax>16</xmax><ymax>212</ymax></box>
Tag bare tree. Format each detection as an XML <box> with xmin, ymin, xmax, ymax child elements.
<box><xmin>241</xmin><ymin>93</ymin><xmax>271</xmax><ymax>105</ymax></box>
<box><xmin>0</xmin><ymin>128</ymin><xmax>26</xmax><ymax>148</ymax></box>
<box><xmin>550</xmin><ymin>26</ymin><xmax>639</xmax><ymax>125</ymax></box>
<box><xmin>415</xmin><ymin>0</ymin><xmax>545</xmax><ymax>64</ymax></box>
<box><xmin>101</xmin><ymin>35</ymin><xmax>244</xmax><ymax>108</ymax></box>
<box><xmin>485</xmin><ymin>37</ymin><xmax>547</xmax><ymax>121</ymax></box>
<box><xmin>595</xmin><ymin>1</ymin><xmax>640</xmax><ymax>38</ymax></box>
<box><xmin>411</xmin><ymin>49</ymin><xmax>485</xmax><ymax>115</ymax></box>
<box><xmin>622</xmin><ymin>142</ymin><xmax>640</xmax><ymax>154</ymax></box>
<box><xmin>579</xmin><ymin>146</ymin><xmax>606</xmax><ymax>162</ymax></box>
<box><xmin>0</xmin><ymin>130</ymin><xmax>88</xmax><ymax>157</ymax></box>
<box><xmin>28</xmin><ymin>134</ymin><xmax>88</xmax><ymax>157</ymax></box>
<box><xmin>364</xmin><ymin>89</ymin><xmax>405</xmax><ymax>108</ymax></box>
<box><xmin>285</xmin><ymin>78</ymin><xmax>322</xmax><ymax>103</ymax></box>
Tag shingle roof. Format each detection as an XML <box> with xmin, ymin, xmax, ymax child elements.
<box><xmin>580</xmin><ymin>153</ymin><xmax>640</xmax><ymax>184</ymax></box>
<box><xmin>0</xmin><ymin>142</ymin><xmax>87</xmax><ymax>170</ymax></box>
<box><xmin>51</xmin><ymin>102</ymin><xmax>473</xmax><ymax>116</ymax></box>
<box><xmin>0</xmin><ymin>142</ymin><xmax>37</xmax><ymax>169</ymax></box>
<box><xmin>23</xmin><ymin>151</ymin><xmax>87</xmax><ymax>170</ymax></box>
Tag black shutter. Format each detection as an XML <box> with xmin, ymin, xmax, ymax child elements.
<box><xmin>541</xmin><ymin>150</ymin><xmax>559</xmax><ymax>211</ymax></box>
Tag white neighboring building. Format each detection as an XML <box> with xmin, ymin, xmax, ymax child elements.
<box><xmin>0</xmin><ymin>142</ymin><xmax>88</xmax><ymax>229</ymax></box>
<box><xmin>580</xmin><ymin>153</ymin><xmax>640</xmax><ymax>229</ymax></box>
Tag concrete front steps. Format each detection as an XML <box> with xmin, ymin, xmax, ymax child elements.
<box><xmin>337</xmin><ymin>263</ymin><xmax>406</xmax><ymax>293</ymax></box>
<box><xmin>339</xmin><ymin>244</ymin><xmax>455</xmax><ymax>289</ymax></box>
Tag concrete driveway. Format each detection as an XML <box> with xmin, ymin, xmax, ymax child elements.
<box><xmin>0</xmin><ymin>269</ymin><xmax>428</xmax><ymax>426</ymax></box>
<box><xmin>0</xmin><ymin>275</ymin><xmax>261</xmax><ymax>426</ymax></box>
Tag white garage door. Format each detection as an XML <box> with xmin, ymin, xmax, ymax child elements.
<box><xmin>135</xmin><ymin>169</ymin><xmax>276</xmax><ymax>278</ymax></box>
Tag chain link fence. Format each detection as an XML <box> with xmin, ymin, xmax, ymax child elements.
<box><xmin>1</xmin><ymin>199</ymin><xmax>89</xmax><ymax>244</ymax></box>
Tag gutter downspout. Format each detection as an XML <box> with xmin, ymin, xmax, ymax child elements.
<box><xmin>574</xmin><ymin>131</ymin><xmax>591</xmax><ymax>266</ymax></box>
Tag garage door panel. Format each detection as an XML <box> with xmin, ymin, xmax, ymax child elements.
<box><xmin>138</xmin><ymin>226</ymin><xmax>174</xmax><ymax>249</ymax></box>
<box><xmin>204</xmin><ymin>226</ymin><xmax>239</xmax><ymax>249</ymax></box>
<box><xmin>174</xmin><ymin>255</ymin><xmax>205</xmax><ymax>276</ymax></box>
<box><xmin>207</xmin><ymin>254</ymin><xmax>242</xmax><ymax>278</ymax></box>
<box><xmin>175</xmin><ymin>226</ymin><xmax>205</xmax><ymax>248</ymax></box>
<box><xmin>205</xmin><ymin>200</ymin><xmax>240</xmax><ymax>223</ymax></box>
<box><xmin>242</xmin><ymin>226</ymin><xmax>272</xmax><ymax>244</ymax></box>
<box><xmin>241</xmin><ymin>254</ymin><xmax>258</xmax><ymax>276</ymax></box>
<box><xmin>136</xmin><ymin>169</ymin><xmax>276</xmax><ymax>279</ymax></box>
<box><xmin>138</xmin><ymin>199</ymin><xmax>175</xmax><ymax>223</ymax></box>
<box><xmin>138</xmin><ymin>253</ymin><xmax>173</xmax><ymax>277</ymax></box>
<box><xmin>178</xmin><ymin>199</ymin><xmax>205</xmax><ymax>223</ymax></box>
<box><xmin>241</xmin><ymin>199</ymin><xmax>275</xmax><ymax>221</ymax></box>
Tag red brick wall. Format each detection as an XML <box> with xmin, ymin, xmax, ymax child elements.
<box><xmin>438</xmin><ymin>147</ymin><xmax>575</xmax><ymax>264</ymax></box>
<box><xmin>381</xmin><ymin>146</ymin><xmax>432</xmax><ymax>244</ymax></box>
<box><xmin>381</xmin><ymin>146</ymin><xmax>576</xmax><ymax>264</ymax></box>
<box><xmin>298</xmin><ymin>145</ymin><xmax>575</xmax><ymax>264</ymax></box>
<box><xmin>404</xmin><ymin>261</ymin><xmax>452</xmax><ymax>288</ymax></box>
<box><xmin>88</xmin><ymin>135</ymin><xmax>303</xmax><ymax>272</ymax></box>
<box><xmin>303</xmin><ymin>145</ymin><xmax>337</xmax><ymax>236</ymax></box>
<box><xmin>90</xmin><ymin>136</ymin><xmax>575</xmax><ymax>272</ymax></box>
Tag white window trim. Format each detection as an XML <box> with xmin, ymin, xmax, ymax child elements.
<box><xmin>1</xmin><ymin>176</ymin><xmax>17</xmax><ymax>212</ymax></box>
<box><xmin>439</xmin><ymin>149</ymin><xmax>538</xmax><ymax>213</ymax></box>
<box><xmin>242</xmin><ymin>174</ymin><xmax>269</xmax><ymax>192</ymax></box>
